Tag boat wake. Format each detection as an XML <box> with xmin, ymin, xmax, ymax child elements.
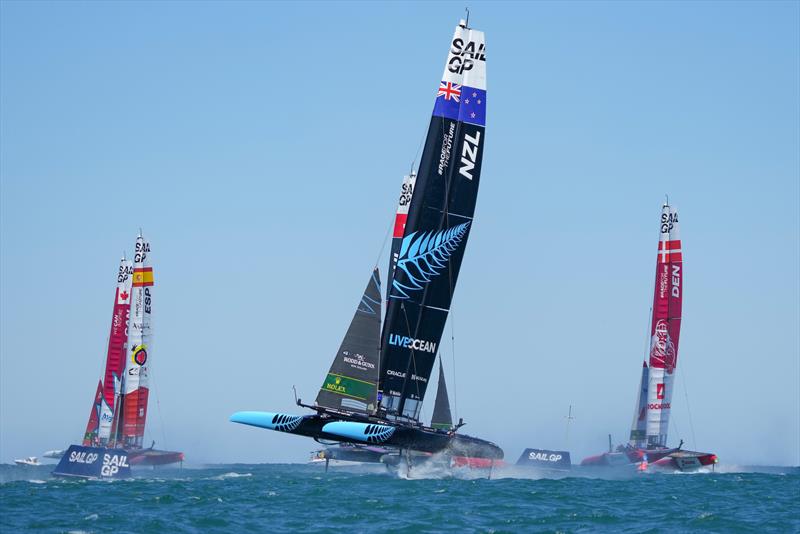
<box><xmin>209</xmin><ymin>472</ymin><xmax>253</xmax><ymax>480</ymax></box>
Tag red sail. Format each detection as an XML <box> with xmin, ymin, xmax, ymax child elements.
<box><xmin>82</xmin><ymin>381</ymin><xmax>103</xmax><ymax>446</ymax></box>
<box><xmin>123</xmin><ymin>388</ymin><xmax>149</xmax><ymax>440</ymax></box>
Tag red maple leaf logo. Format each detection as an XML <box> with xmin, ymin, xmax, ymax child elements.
<box><xmin>119</xmin><ymin>291</ymin><xmax>129</xmax><ymax>301</ymax></box>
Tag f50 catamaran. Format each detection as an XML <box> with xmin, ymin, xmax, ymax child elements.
<box><xmin>231</xmin><ymin>18</ymin><xmax>503</xmax><ymax>469</ymax></box>
<box><xmin>54</xmin><ymin>234</ymin><xmax>183</xmax><ymax>479</ymax></box>
<box><xmin>581</xmin><ymin>203</ymin><xmax>717</xmax><ymax>471</ymax></box>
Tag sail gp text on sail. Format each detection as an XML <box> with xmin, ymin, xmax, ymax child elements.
<box><xmin>388</xmin><ymin>334</ymin><xmax>437</xmax><ymax>354</ymax></box>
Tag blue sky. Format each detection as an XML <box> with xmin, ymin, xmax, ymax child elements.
<box><xmin>1</xmin><ymin>1</ymin><xmax>798</xmax><ymax>466</ymax></box>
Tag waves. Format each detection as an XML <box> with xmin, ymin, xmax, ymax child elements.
<box><xmin>1</xmin><ymin>463</ymin><xmax>798</xmax><ymax>532</ymax></box>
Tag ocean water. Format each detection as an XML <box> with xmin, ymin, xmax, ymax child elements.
<box><xmin>1</xmin><ymin>463</ymin><xmax>798</xmax><ymax>533</ymax></box>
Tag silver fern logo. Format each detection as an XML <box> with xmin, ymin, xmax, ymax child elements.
<box><xmin>391</xmin><ymin>222</ymin><xmax>470</xmax><ymax>299</ymax></box>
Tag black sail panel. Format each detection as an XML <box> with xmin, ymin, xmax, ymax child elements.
<box><xmin>379</xmin><ymin>22</ymin><xmax>486</xmax><ymax>420</ymax></box>
<box><xmin>316</xmin><ymin>269</ymin><xmax>381</xmax><ymax>414</ymax></box>
<box><xmin>431</xmin><ymin>358</ymin><xmax>453</xmax><ymax>430</ymax></box>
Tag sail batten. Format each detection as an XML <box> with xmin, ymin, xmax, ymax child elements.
<box><xmin>378</xmin><ymin>21</ymin><xmax>487</xmax><ymax>420</ymax></box>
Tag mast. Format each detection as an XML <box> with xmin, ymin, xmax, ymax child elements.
<box><xmin>98</xmin><ymin>257</ymin><xmax>133</xmax><ymax>443</ymax></box>
<box><xmin>121</xmin><ymin>234</ymin><xmax>154</xmax><ymax>448</ymax></box>
<box><xmin>379</xmin><ymin>19</ymin><xmax>487</xmax><ymax>420</ymax></box>
<box><xmin>645</xmin><ymin>203</ymin><xmax>682</xmax><ymax>447</ymax></box>
<box><xmin>316</xmin><ymin>269</ymin><xmax>382</xmax><ymax>415</ymax></box>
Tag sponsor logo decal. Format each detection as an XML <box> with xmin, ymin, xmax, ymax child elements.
<box><xmin>69</xmin><ymin>450</ymin><xmax>99</xmax><ymax>464</ymax></box>
<box><xmin>118</xmin><ymin>263</ymin><xmax>133</xmax><ymax>283</ymax></box>
<box><xmin>131</xmin><ymin>344</ymin><xmax>148</xmax><ymax>366</ymax></box>
<box><xmin>528</xmin><ymin>451</ymin><xmax>563</xmax><ymax>463</ymax></box>
<box><xmin>388</xmin><ymin>334</ymin><xmax>437</xmax><ymax>354</ymax></box>
<box><xmin>342</xmin><ymin>351</ymin><xmax>376</xmax><ymax>370</ymax></box>
<box><xmin>385</xmin><ymin>368</ymin><xmax>428</xmax><ymax>383</ymax></box>
<box><xmin>270</xmin><ymin>413</ymin><xmax>303</xmax><ymax>432</ymax></box>
<box><xmin>391</xmin><ymin>222</ymin><xmax>470</xmax><ymax>298</ymax></box>
<box><xmin>398</xmin><ymin>179</ymin><xmax>414</xmax><ymax>208</ymax></box>
<box><xmin>650</xmin><ymin>319</ymin><xmax>677</xmax><ymax>373</ymax></box>
<box><xmin>438</xmin><ymin>122</ymin><xmax>456</xmax><ymax>176</ymax></box>
<box><xmin>447</xmin><ymin>37</ymin><xmax>486</xmax><ymax>75</ymax></box>
<box><xmin>656</xmin><ymin>383</ymin><xmax>665</xmax><ymax>400</ymax></box>
<box><xmin>321</xmin><ymin>373</ymin><xmax>376</xmax><ymax>401</ymax></box>
<box><xmin>660</xmin><ymin>210</ymin><xmax>678</xmax><ymax>234</ymax></box>
<box><xmin>100</xmin><ymin>453</ymin><xmax>129</xmax><ymax>477</ymax></box>
<box><xmin>648</xmin><ymin>402</ymin><xmax>671</xmax><ymax>410</ymax></box>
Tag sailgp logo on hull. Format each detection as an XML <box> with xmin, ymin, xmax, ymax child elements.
<box><xmin>391</xmin><ymin>222</ymin><xmax>470</xmax><ymax>299</ymax></box>
<box><xmin>388</xmin><ymin>334</ymin><xmax>437</xmax><ymax>354</ymax></box>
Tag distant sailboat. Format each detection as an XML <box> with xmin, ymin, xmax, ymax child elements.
<box><xmin>231</xmin><ymin>17</ymin><xmax>502</xmax><ymax>468</ymax></box>
<box><xmin>580</xmin><ymin>202</ymin><xmax>717</xmax><ymax>471</ymax></box>
<box><xmin>54</xmin><ymin>234</ymin><xmax>183</xmax><ymax>479</ymax></box>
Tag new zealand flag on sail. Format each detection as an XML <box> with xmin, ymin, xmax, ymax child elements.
<box><xmin>433</xmin><ymin>81</ymin><xmax>486</xmax><ymax>127</ymax></box>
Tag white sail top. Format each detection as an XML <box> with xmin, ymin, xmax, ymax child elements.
<box><xmin>441</xmin><ymin>25</ymin><xmax>486</xmax><ymax>91</ymax></box>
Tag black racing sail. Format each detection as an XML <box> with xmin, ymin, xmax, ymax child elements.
<box><xmin>430</xmin><ymin>359</ymin><xmax>453</xmax><ymax>430</ymax></box>
<box><xmin>379</xmin><ymin>21</ymin><xmax>487</xmax><ymax>420</ymax></box>
<box><xmin>316</xmin><ymin>269</ymin><xmax>382</xmax><ymax>414</ymax></box>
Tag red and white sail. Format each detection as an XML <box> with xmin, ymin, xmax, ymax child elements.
<box><xmin>121</xmin><ymin>235</ymin><xmax>153</xmax><ymax>447</ymax></box>
<box><xmin>97</xmin><ymin>258</ymin><xmax>133</xmax><ymax>442</ymax></box>
<box><xmin>387</xmin><ymin>172</ymin><xmax>417</xmax><ymax>289</ymax></box>
<box><xmin>645</xmin><ymin>204</ymin><xmax>682</xmax><ymax>447</ymax></box>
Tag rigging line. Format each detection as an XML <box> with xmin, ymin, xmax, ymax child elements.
<box><xmin>148</xmin><ymin>356</ymin><xmax>168</xmax><ymax>450</ymax></box>
<box><xmin>643</xmin><ymin>307</ymin><xmax>653</xmax><ymax>362</ymax></box>
<box><xmin>670</xmin><ymin>406</ymin><xmax>682</xmax><ymax>446</ymax></box>
<box><xmin>410</xmin><ymin>110</ymin><xmax>430</xmax><ymax>171</ymax></box>
<box><xmin>450</xmin><ymin>308</ymin><xmax>458</xmax><ymax>424</ymax></box>
<box><xmin>375</xmin><ymin>206</ymin><xmax>394</xmax><ymax>271</ymax></box>
<box><xmin>679</xmin><ymin>365</ymin><xmax>698</xmax><ymax>450</ymax></box>
<box><xmin>401</xmin><ymin>301</ymin><xmax>425</xmax><ymax>420</ymax></box>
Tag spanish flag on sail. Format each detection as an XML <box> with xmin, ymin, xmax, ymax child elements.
<box><xmin>132</xmin><ymin>267</ymin><xmax>154</xmax><ymax>287</ymax></box>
